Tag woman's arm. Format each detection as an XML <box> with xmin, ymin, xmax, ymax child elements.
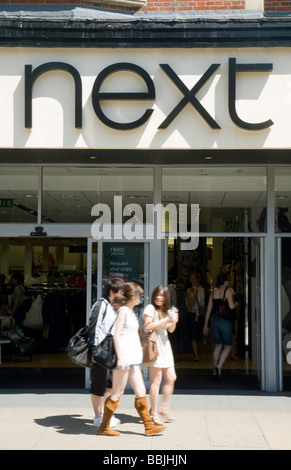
<box><xmin>3</xmin><ymin>298</ymin><xmax>20</xmax><ymax>317</ymax></box>
<box><xmin>143</xmin><ymin>310</ymin><xmax>169</xmax><ymax>332</ymax></box>
<box><xmin>203</xmin><ymin>293</ymin><xmax>213</xmax><ymax>335</ymax></box>
<box><xmin>226</xmin><ymin>288</ymin><xmax>239</xmax><ymax>310</ymax></box>
<box><xmin>113</xmin><ymin>308</ymin><xmax>127</xmax><ymax>369</ymax></box>
<box><xmin>144</xmin><ymin>309</ymin><xmax>178</xmax><ymax>334</ymax></box>
<box><xmin>167</xmin><ymin>314</ymin><xmax>179</xmax><ymax>333</ymax></box>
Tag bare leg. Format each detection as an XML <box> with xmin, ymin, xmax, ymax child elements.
<box><xmin>159</xmin><ymin>366</ymin><xmax>177</xmax><ymax>421</ymax></box>
<box><xmin>128</xmin><ymin>366</ymin><xmax>147</xmax><ymax>398</ymax></box>
<box><xmin>149</xmin><ymin>367</ymin><xmax>162</xmax><ymax>414</ymax></box>
<box><xmin>213</xmin><ymin>344</ymin><xmax>223</xmax><ymax>371</ymax></box>
<box><xmin>192</xmin><ymin>339</ymin><xmax>199</xmax><ymax>360</ymax></box>
<box><xmin>91</xmin><ymin>394</ymin><xmax>103</xmax><ymax>418</ymax></box>
<box><xmin>110</xmin><ymin>369</ymin><xmax>130</xmax><ymax>401</ymax></box>
<box><xmin>216</xmin><ymin>346</ymin><xmax>232</xmax><ymax>372</ymax></box>
<box><xmin>160</xmin><ymin>366</ymin><xmax>176</xmax><ymax>410</ymax></box>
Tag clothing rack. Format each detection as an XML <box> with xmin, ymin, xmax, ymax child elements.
<box><xmin>23</xmin><ymin>284</ymin><xmax>86</xmax><ymax>353</ymax></box>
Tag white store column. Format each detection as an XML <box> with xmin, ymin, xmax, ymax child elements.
<box><xmin>263</xmin><ymin>166</ymin><xmax>282</xmax><ymax>392</ymax></box>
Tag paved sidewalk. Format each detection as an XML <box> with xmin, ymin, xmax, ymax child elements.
<box><xmin>1</xmin><ymin>389</ymin><xmax>291</xmax><ymax>450</ymax></box>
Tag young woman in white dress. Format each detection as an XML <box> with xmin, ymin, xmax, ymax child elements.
<box><xmin>143</xmin><ymin>285</ymin><xmax>179</xmax><ymax>425</ymax></box>
<box><xmin>97</xmin><ymin>282</ymin><xmax>166</xmax><ymax>437</ymax></box>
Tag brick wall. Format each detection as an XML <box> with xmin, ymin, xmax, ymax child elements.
<box><xmin>0</xmin><ymin>0</ymin><xmax>290</xmax><ymax>13</ymax></box>
<box><xmin>264</xmin><ymin>1</ymin><xmax>291</xmax><ymax>10</ymax></box>
<box><xmin>0</xmin><ymin>0</ymin><xmax>245</xmax><ymax>11</ymax></box>
<box><xmin>141</xmin><ymin>1</ymin><xmax>245</xmax><ymax>11</ymax></box>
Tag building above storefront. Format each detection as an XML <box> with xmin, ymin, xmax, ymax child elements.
<box><xmin>0</xmin><ymin>6</ymin><xmax>291</xmax><ymax>47</ymax></box>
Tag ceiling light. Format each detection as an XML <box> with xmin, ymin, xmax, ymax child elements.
<box><xmin>163</xmin><ymin>195</ymin><xmax>181</xmax><ymax>200</ymax></box>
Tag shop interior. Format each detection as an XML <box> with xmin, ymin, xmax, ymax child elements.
<box><xmin>1</xmin><ymin>162</ymin><xmax>291</xmax><ymax>390</ymax></box>
<box><xmin>0</xmin><ymin>237</ymin><xmax>89</xmax><ymax>388</ymax></box>
<box><xmin>0</xmin><ymin>234</ymin><xmax>265</xmax><ymax>391</ymax></box>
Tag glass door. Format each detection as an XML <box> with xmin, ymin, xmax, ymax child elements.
<box><xmin>280</xmin><ymin>236</ymin><xmax>291</xmax><ymax>390</ymax></box>
<box><xmin>85</xmin><ymin>236</ymin><xmax>163</xmax><ymax>388</ymax></box>
<box><xmin>98</xmin><ymin>240</ymin><xmax>150</xmax><ymax>316</ymax></box>
<box><xmin>254</xmin><ymin>237</ymin><xmax>263</xmax><ymax>389</ymax></box>
<box><xmin>166</xmin><ymin>234</ymin><xmax>263</xmax><ymax>390</ymax></box>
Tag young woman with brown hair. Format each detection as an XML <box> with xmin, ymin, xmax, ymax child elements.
<box><xmin>97</xmin><ymin>282</ymin><xmax>166</xmax><ymax>437</ymax></box>
<box><xmin>142</xmin><ymin>285</ymin><xmax>179</xmax><ymax>426</ymax></box>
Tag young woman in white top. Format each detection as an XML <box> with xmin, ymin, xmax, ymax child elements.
<box><xmin>97</xmin><ymin>282</ymin><xmax>166</xmax><ymax>437</ymax></box>
<box><xmin>142</xmin><ymin>285</ymin><xmax>179</xmax><ymax>426</ymax></box>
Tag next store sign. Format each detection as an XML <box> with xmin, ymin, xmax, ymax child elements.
<box><xmin>25</xmin><ymin>58</ymin><xmax>273</xmax><ymax>132</ymax></box>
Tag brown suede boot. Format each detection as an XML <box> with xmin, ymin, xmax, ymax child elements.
<box><xmin>135</xmin><ymin>396</ymin><xmax>166</xmax><ymax>436</ymax></box>
<box><xmin>98</xmin><ymin>397</ymin><xmax>120</xmax><ymax>436</ymax></box>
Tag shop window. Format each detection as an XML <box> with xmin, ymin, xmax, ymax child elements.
<box><xmin>0</xmin><ymin>167</ymin><xmax>38</xmax><ymax>223</ymax></box>
<box><xmin>275</xmin><ymin>169</ymin><xmax>291</xmax><ymax>389</ymax></box>
<box><xmin>275</xmin><ymin>168</ymin><xmax>291</xmax><ymax>233</ymax></box>
<box><xmin>42</xmin><ymin>166</ymin><xmax>154</xmax><ymax>224</ymax></box>
<box><xmin>162</xmin><ymin>167</ymin><xmax>267</xmax><ymax>233</ymax></box>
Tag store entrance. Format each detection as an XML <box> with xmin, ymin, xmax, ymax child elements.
<box><xmin>168</xmin><ymin>236</ymin><xmax>262</xmax><ymax>391</ymax></box>
<box><xmin>0</xmin><ymin>235</ymin><xmax>161</xmax><ymax>389</ymax></box>
<box><xmin>0</xmin><ymin>236</ymin><xmax>88</xmax><ymax>389</ymax></box>
<box><xmin>0</xmin><ymin>234</ymin><xmax>263</xmax><ymax>391</ymax></box>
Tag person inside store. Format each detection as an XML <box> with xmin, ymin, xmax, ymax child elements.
<box><xmin>185</xmin><ymin>272</ymin><xmax>205</xmax><ymax>362</ymax></box>
<box><xmin>90</xmin><ymin>277</ymin><xmax>125</xmax><ymax>430</ymax></box>
<box><xmin>142</xmin><ymin>285</ymin><xmax>179</xmax><ymax>426</ymax></box>
<box><xmin>203</xmin><ymin>272</ymin><xmax>239</xmax><ymax>379</ymax></box>
<box><xmin>97</xmin><ymin>282</ymin><xmax>166</xmax><ymax>437</ymax></box>
<box><xmin>0</xmin><ymin>273</ymin><xmax>7</xmax><ymax>315</ymax></box>
<box><xmin>3</xmin><ymin>272</ymin><xmax>26</xmax><ymax>328</ymax></box>
<box><xmin>278</xmin><ymin>208</ymin><xmax>291</xmax><ymax>336</ymax></box>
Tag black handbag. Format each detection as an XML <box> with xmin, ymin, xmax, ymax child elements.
<box><xmin>92</xmin><ymin>321</ymin><xmax>117</xmax><ymax>370</ymax></box>
<box><xmin>218</xmin><ymin>289</ymin><xmax>237</xmax><ymax>321</ymax></box>
<box><xmin>66</xmin><ymin>298</ymin><xmax>108</xmax><ymax>368</ymax></box>
<box><xmin>67</xmin><ymin>326</ymin><xmax>93</xmax><ymax>368</ymax></box>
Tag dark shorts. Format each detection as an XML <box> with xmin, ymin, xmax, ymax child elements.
<box><xmin>188</xmin><ymin>313</ymin><xmax>204</xmax><ymax>341</ymax></box>
<box><xmin>90</xmin><ymin>362</ymin><xmax>112</xmax><ymax>396</ymax></box>
<box><xmin>210</xmin><ymin>316</ymin><xmax>233</xmax><ymax>347</ymax></box>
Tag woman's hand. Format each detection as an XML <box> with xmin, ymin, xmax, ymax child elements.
<box><xmin>203</xmin><ymin>325</ymin><xmax>209</xmax><ymax>336</ymax></box>
<box><xmin>168</xmin><ymin>313</ymin><xmax>179</xmax><ymax>324</ymax></box>
<box><xmin>117</xmin><ymin>358</ymin><xmax>125</xmax><ymax>370</ymax></box>
<box><xmin>167</xmin><ymin>313</ymin><xmax>179</xmax><ymax>333</ymax></box>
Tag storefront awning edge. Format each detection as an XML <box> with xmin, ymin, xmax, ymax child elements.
<box><xmin>0</xmin><ymin>7</ymin><xmax>291</xmax><ymax>47</ymax></box>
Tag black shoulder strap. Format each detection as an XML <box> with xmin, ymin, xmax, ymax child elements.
<box><xmin>88</xmin><ymin>297</ymin><xmax>108</xmax><ymax>342</ymax></box>
<box><xmin>222</xmin><ymin>288</ymin><xmax>228</xmax><ymax>301</ymax></box>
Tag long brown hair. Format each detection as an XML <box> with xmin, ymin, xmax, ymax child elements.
<box><xmin>112</xmin><ymin>282</ymin><xmax>143</xmax><ymax>310</ymax></box>
<box><xmin>151</xmin><ymin>285</ymin><xmax>171</xmax><ymax>316</ymax></box>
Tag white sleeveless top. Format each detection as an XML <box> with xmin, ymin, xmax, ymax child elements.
<box><xmin>142</xmin><ymin>304</ymin><xmax>174</xmax><ymax>368</ymax></box>
<box><xmin>118</xmin><ymin>306</ymin><xmax>143</xmax><ymax>367</ymax></box>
